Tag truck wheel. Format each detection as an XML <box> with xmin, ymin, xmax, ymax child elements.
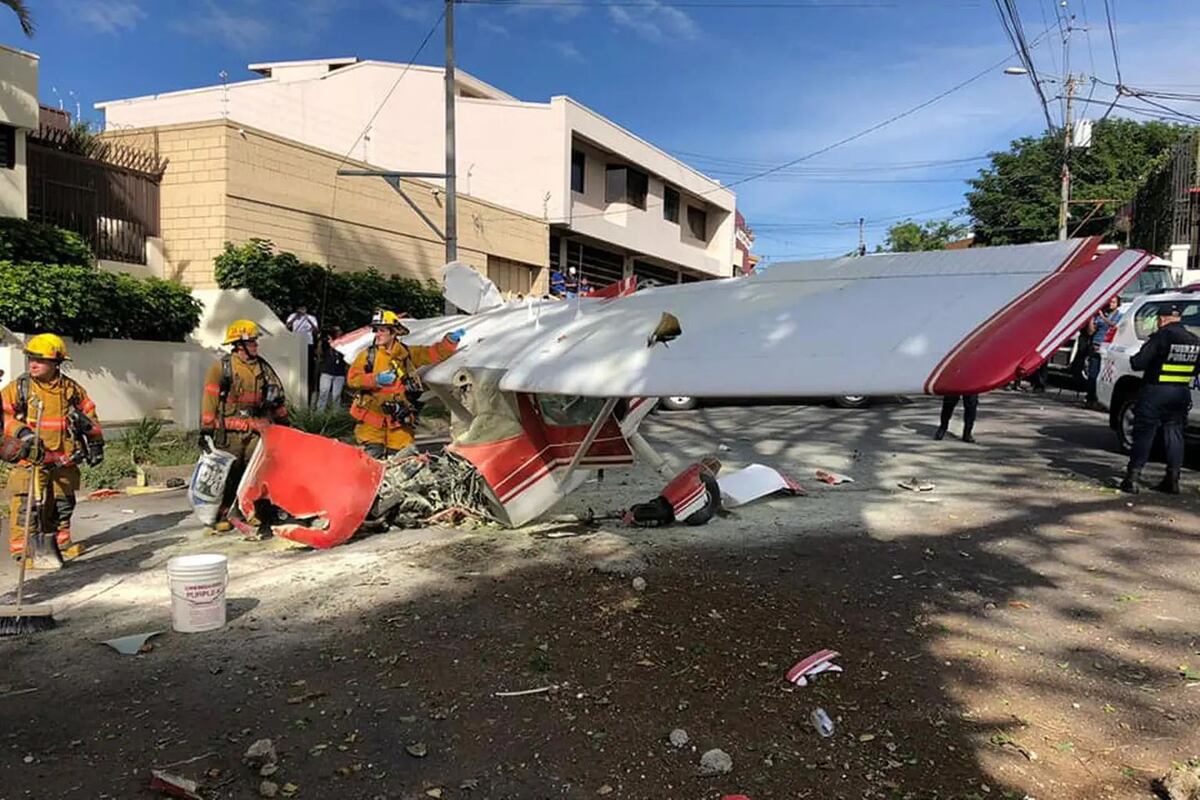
<box><xmin>1114</xmin><ymin>393</ymin><xmax>1136</xmax><ymax>454</ymax></box>
<box><xmin>832</xmin><ymin>395</ymin><xmax>871</xmax><ymax>409</ymax></box>
<box><xmin>660</xmin><ymin>396</ymin><xmax>698</xmax><ymax>412</ymax></box>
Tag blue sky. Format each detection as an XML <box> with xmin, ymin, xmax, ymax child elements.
<box><xmin>9</xmin><ymin>0</ymin><xmax>1200</xmax><ymax>260</ymax></box>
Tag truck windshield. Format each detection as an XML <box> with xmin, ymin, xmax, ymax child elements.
<box><xmin>1132</xmin><ymin>300</ymin><xmax>1200</xmax><ymax>340</ymax></box>
<box><xmin>1120</xmin><ymin>268</ymin><xmax>1178</xmax><ymax>303</ymax></box>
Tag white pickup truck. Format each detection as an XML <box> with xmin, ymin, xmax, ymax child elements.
<box><xmin>1096</xmin><ymin>288</ymin><xmax>1200</xmax><ymax>452</ymax></box>
<box><xmin>1046</xmin><ymin>256</ymin><xmax>1179</xmax><ymax>386</ymax></box>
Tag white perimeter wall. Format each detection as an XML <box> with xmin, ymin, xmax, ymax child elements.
<box><xmin>0</xmin><ymin>289</ymin><xmax>309</xmax><ymax>429</ymax></box>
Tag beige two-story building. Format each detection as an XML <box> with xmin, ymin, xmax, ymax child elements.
<box><xmin>0</xmin><ymin>43</ymin><xmax>39</xmax><ymax>220</ymax></box>
<box><xmin>98</xmin><ymin>57</ymin><xmax>740</xmax><ymax>288</ymax></box>
<box><xmin>101</xmin><ymin>120</ymin><xmax>549</xmax><ymax>292</ymax></box>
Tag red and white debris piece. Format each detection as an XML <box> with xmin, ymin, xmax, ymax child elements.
<box><xmin>815</xmin><ymin>469</ymin><xmax>854</xmax><ymax>486</ymax></box>
<box><xmin>786</xmin><ymin>649</ymin><xmax>843</xmax><ymax>687</ymax></box>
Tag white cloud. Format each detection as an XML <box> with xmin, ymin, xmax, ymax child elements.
<box><xmin>387</xmin><ymin>0</ymin><xmax>436</xmax><ymax>23</ymax></box>
<box><xmin>477</xmin><ymin>16</ymin><xmax>511</xmax><ymax>37</ymax></box>
<box><xmin>552</xmin><ymin>41</ymin><xmax>585</xmax><ymax>62</ymax></box>
<box><xmin>173</xmin><ymin>0</ymin><xmax>345</xmax><ymax>51</ymax></box>
<box><xmin>70</xmin><ymin>0</ymin><xmax>145</xmax><ymax>34</ymax></box>
<box><xmin>174</xmin><ymin>2</ymin><xmax>272</xmax><ymax>52</ymax></box>
<box><xmin>506</xmin><ymin>0</ymin><xmax>584</xmax><ymax>23</ymax></box>
<box><xmin>608</xmin><ymin>0</ymin><xmax>699</xmax><ymax>43</ymax></box>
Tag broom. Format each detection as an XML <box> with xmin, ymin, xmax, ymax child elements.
<box><xmin>0</xmin><ymin>398</ymin><xmax>56</xmax><ymax>635</ymax></box>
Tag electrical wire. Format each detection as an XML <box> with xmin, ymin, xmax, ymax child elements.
<box><xmin>461</xmin><ymin>0</ymin><xmax>919</xmax><ymax>6</ymax></box>
<box><xmin>321</xmin><ymin>4</ymin><xmax>447</xmax><ymax>321</ymax></box>
<box><xmin>1077</xmin><ymin>0</ymin><xmax>1099</xmax><ymax>107</ymax></box>
<box><xmin>1102</xmin><ymin>0</ymin><xmax>1122</xmax><ymax>87</ymax></box>
<box><xmin>667</xmin><ymin>151</ymin><xmax>992</xmax><ymax>174</ymax></box>
<box><xmin>992</xmin><ymin>0</ymin><xmax>1057</xmax><ymax>132</ymax></box>
<box><xmin>1072</xmin><ymin>95</ymin><xmax>1200</xmax><ymax>125</ymax></box>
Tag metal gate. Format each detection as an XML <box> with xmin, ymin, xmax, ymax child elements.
<box><xmin>25</xmin><ymin>132</ymin><xmax>164</xmax><ymax>264</ymax></box>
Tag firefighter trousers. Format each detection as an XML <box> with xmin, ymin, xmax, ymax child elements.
<box><xmin>8</xmin><ymin>464</ymin><xmax>80</xmax><ymax>556</ymax></box>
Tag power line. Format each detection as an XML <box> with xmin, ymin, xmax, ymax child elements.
<box><xmin>717</xmin><ymin>34</ymin><xmax>1053</xmax><ymax>193</ymax></box>
<box><xmin>1077</xmin><ymin>0</ymin><xmax>1100</xmax><ymax>107</ymax></box>
<box><xmin>992</xmin><ymin>0</ymin><xmax>1057</xmax><ymax>132</ymax></box>
<box><xmin>1102</xmin><ymin>0</ymin><xmax>1122</xmax><ymax>86</ymax></box>
<box><xmin>336</xmin><ymin>5</ymin><xmax>447</xmax><ymax>167</ymax></box>
<box><xmin>668</xmin><ymin>151</ymin><xmax>991</xmax><ymax>174</ymax></box>
<box><xmin>474</xmin><ymin>26</ymin><xmax>1052</xmax><ymax>227</ymax></box>
<box><xmin>462</xmin><ymin>0</ymin><xmax>915</xmax><ymax>6</ymax></box>
<box><xmin>1072</xmin><ymin>95</ymin><xmax>1200</xmax><ymax>125</ymax></box>
<box><xmin>323</xmin><ymin>5</ymin><xmax>448</xmax><ymax>289</ymax></box>
<box><xmin>1088</xmin><ymin>79</ymin><xmax>1200</xmax><ymax>123</ymax></box>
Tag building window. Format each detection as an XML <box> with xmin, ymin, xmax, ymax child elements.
<box><xmin>663</xmin><ymin>186</ymin><xmax>680</xmax><ymax>223</ymax></box>
<box><xmin>687</xmin><ymin>205</ymin><xmax>708</xmax><ymax>241</ymax></box>
<box><xmin>605</xmin><ymin>164</ymin><xmax>648</xmax><ymax>209</ymax></box>
<box><xmin>571</xmin><ymin>150</ymin><xmax>585</xmax><ymax>194</ymax></box>
<box><xmin>0</xmin><ymin>125</ymin><xmax>15</xmax><ymax>170</ymax></box>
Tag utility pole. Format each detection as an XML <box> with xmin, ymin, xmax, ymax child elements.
<box><xmin>1059</xmin><ymin>74</ymin><xmax>1076</xmax><ymax>241</ymax></box>
<box><xmin>444</xmin><ymin>0</ymin><xmax>458</xmax><ymax>265</ymax></box>
<box><xmin>857</xmin><ymin>217</ymin><xmax>866</xmax><ymax>256</ymax></box>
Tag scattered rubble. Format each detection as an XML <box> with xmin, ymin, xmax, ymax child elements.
<box><xmin>632</xmin><ymin>577</ymin><xmax>647</xmax><ymax>592</ymax></box>
<box><xmin>668</xmin><ymin>728</ymin><xmax>689</xmax><ymax>748</ymax></box>
<box><xmin>1160</xmin><ymin>764</ymin><xmax>1200</xmax><ymax>800</ymax></box>
<box><xmin>699</xmin><ymin>748</ymin><xmax>733</xmax><ymax>776</ymax></box>
<box><xmin>258</xmin><ymin>780</ymin><xmax>279</xmax><ymax>798</ymax></box>
<box><xmin>244</xmin><ymin>739</ymin><xmax>278</xmax><ymax>767</ymax></box>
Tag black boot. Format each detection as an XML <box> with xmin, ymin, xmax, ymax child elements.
<box><xmin>1155</xmin><ymin>468</ymin><xmax>1181</xmax><ymax>495</ymax></box>
<box><xmin>933</xmin><ymin>427</ymin><xmax>947</xmax><ymax>441</ymax></box>
<box><xmin>961</xmin><ymin>427</ymin><xmax>976</xmax><ymax>444</ymax></box>
<box><xmin>1119</xmin><ymin>467</ymin><xmax>1141</xmax><ymax>494</ymax></box>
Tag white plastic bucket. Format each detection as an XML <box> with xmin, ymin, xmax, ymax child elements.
<box><xmin>166</xmin><ymin>554</ymin><xmax>229</xmax><ymax>633</ymax></box>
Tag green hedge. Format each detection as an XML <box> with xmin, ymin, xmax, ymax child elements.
<box><xmin>214</xmin><ymin>239</ymin><xmax>445</xmax><ymax>330</ymax></box>
<box><xmin>0</xmin><ymin>262</ymin><xmax>201</xmax><ymax>342</ymax></box>
<box><xmin>0</xmin><ymin>217</ymin><xmax>94</xmax><ymax>267</ymax></box>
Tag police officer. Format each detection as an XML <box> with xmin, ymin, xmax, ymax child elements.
<box><xmin>1120</xmin><ymin>304</ymin><xmax>1200</xmax><ymax>494</ymax></box>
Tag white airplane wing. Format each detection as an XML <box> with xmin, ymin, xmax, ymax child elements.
<box><xmin>406</xmin><ymin>238</ymin><xmax>1150</xmax><ymax>398</ymax></box>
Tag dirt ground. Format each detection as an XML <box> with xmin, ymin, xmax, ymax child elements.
<box><xmin>2</xmin><ymin>391</ymin><xmax>1199</xmax><ymax>800</ymax></box>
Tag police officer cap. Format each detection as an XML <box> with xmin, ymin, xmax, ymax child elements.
<box><xmin>1166</xmin><ymin>304</ymin><xmax>1184</xmax><ymax>317</ymax></box>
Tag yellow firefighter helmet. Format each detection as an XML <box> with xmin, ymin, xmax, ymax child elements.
<box><xmin>24</xmin><ymin>333</ymin><xmax>71</xmax><ymax>362</ymax></box>
<box><xmin>370</xmin><ymin>310</ymin><xmax>410</xmax><ymax>334</ymax></box>
<box><xmin>223</xmin><ymin>319</ymin><xmax>261</xmax><ymax>346</ymax></box>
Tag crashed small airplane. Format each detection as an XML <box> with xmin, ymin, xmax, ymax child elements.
<box><xmin>213</xmin><ymin>237</ymin><xmax>1149</xmax><ymax>548</ymax></box>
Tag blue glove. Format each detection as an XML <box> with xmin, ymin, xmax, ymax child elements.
<box><xmin>376</xmin><ymin>370</ymin><xmax>398</xmax><ymax>386</ymax></box>
<box><xmin>447</xmin><ymin>328</ymin><xmax>466</xmax><ymax>344</ymax></box>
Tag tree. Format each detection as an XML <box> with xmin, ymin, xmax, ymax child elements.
<box><xmin>3</xmin><ymin>0</ymin><xmax>33</xmax><ymax>37</ymax></box>
<box><xmin>966</xmin><ymin>118</ymin><xmax>1189</xmax><ymax>245</ymax></box>
<box><xmin>880</xmin><ymin>218</ymin><xmax>967</xmax><ymax>252</ymax></box>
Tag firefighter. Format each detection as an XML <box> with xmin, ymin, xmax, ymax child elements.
<box><xmin>347</xmin><ymin>310</ymin><xmax>464</xmax><ymax>459</ymax></box>
<box><xmin>200</xmin><ymin>320</ymin><xmax>288</xmax><ymax>534</ymax></box>
<box><xmin>2</xmin><ymin>334</ymin><xmax>104</xmax><ymax>563</ymax></box>
<box><xmin>1120</xmin><ymin>304</ymin><xmax>1200</xmax><ymax>494</ymax></box>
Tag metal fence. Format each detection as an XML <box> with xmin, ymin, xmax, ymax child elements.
<box><xmin>1169</xmin><ymin>133</ymin><xmax>1199</xmax><ymax>263</ymax></box>
<box><xmin>25</xmin><ymin>130</ymin><xmax>165</xmax><ymax>265</ymax></box>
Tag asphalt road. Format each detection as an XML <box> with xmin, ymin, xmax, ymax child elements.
<box><xmin>2</xmin><ymin>390</ymin><xmax>1198</xmax><ymax>800</ymax></box>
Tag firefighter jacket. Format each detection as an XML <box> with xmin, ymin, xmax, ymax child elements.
<box><xmin>1</xmin><ymin>374</ymin><xmax>103</xmax><ymax>460</ymax></box>
<box><xmin>201</xmin><ymin>355</ymin><xmax>288</xmax><ymax>438</ymax></box>
<box><xmin>346</xmin><ymin>337</ymin><xmax>457</xmax><ymax>446</ymax></box>
<box><xmin>1130</xmin><ymin>321</ymin><xmax>1200</xmax><ymax>386</ymax></box>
